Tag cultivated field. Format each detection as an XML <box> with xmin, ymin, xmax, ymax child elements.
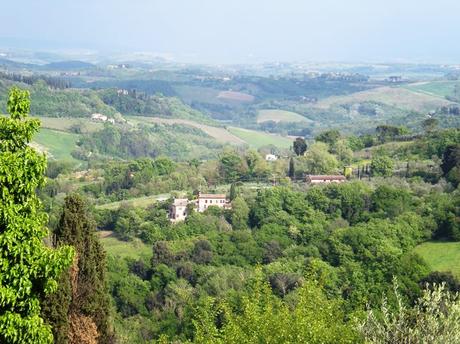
<box><xmin>128</xmin><ymin>116</ymin><xmax>246</xmax><ymax>144</ymax></box>
<box><xmin>217</xmin><ymin>90</ymin><xmax>255</xmax><ymax>103</ymax></box>
<box><xmin>228</xmin><ymin>127</ymin><xmax>293</xmax><ymax>148</ymax></box>
<box><xmin>257</xmin><ymin>109</ymin><xmax>311</xmax><ymax>123</ymax></box>
<box><xmin>34</xmin><ymin>128</ymin><xmax>79</xmax><ymax>161</ymax></box>
<box><xmin>101</xmin><ymin>236</ymin><xmax>152</xmax><ymax>259</ymax></box>
<box><xmin>37</xmin><ymin>117</ymin><xmax>104</xmax><ymax>133</ymax></box>
<box><xmin>403</xmin><ymin>80</ymin><xmax>460</xmax><ymax>98</ymax></box>
<box><xmin>96</xmin><ymin>194</ymin><xmax>170</xmax><ymax>210</ymax></box>
<box><xmin>315</xmin><ymin>86</ymin><xmax>453</xmax><ymax>112</ymax></box>
<box><xmin>414</xmin><ymin>241</ymin><xmax>460</xmax><ymax>278</ymax></box>
<box><xmin>173</xmin><ymin>85</ymin><xmax>222</xmax><ymax>104</ymax></box>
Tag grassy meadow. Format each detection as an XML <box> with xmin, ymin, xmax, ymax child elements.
<box><xmin>257</xmin><ymin>109</ymin><xmax>311</xmax><ymax>123</ymax></box>
<box><xmin>414</xmin><ymin>241</ymin><xmax>460</xmax><ymax>278</ymax></box>
<box><xmin>228</xmin><ymin>127</ymin><xmax>293</xmax><ymax>148</ymax></box>
<box><xmin>34</xmin><ymin>128</ymin><xmax>80</xmax><ymax>161</ymax></box>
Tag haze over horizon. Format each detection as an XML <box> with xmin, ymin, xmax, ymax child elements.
<box><xmin>1</xmin><ymin>0</ymin><xmax>460</xmax><ymax>64</ymax></box>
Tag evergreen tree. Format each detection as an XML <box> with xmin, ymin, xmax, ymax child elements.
<box><xmin>0</xmin><ymin>87</ymin><xmax>74</xmax><ymax>343</ymax></box>
<box><xmin>42</xmin><ymin>194</ymin><xmax>111</xmax><ymax>343</ymax></box>
<box><xmin>293</xmin><ymin>137</ymin><xmax>308</xmax><ymax>156</ymax></box>
<box><xmin>288</xmin><ymin>157</ymin><xmax>295</xmax><ymax>179</ymax></box>
<box><xmin>229</xmin><ymin>183</ymin><xmax>238</xmax><ymax>201</ymax></box>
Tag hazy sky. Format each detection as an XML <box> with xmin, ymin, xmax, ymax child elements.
<box><xmin>1</xmin><ymin>0</ymin><xmax>460</xmax><ymax>63</ymax></box>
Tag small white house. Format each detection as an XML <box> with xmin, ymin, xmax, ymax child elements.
<box><xmin>265</xmin><ymin>154</ymin><xmax>278</xmax><ymax>161</ymax></box>
<box><xmin>91</xmin><ymin>113</ymin><xmax>108</xmax><ymax>122</ymax></box>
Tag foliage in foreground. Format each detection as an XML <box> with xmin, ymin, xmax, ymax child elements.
<box><xmin>192</xmin><ymin>271</ymin><xmax>360</xmax><ymax>344</ymax></box>
<box><xmin>360</xmin><ymin>281</ymin><xmax>460</xmax><ymax>344</ymax></box>
<box><xmin>0</xmin><ymin>87</ymin><xmax>74</xmax><ymax>343</ymax></box>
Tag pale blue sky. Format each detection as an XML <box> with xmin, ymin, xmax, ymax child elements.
<box><xmin>1</xmin><ymin>0</ymin><xmax>459</xmax><ymax>63</ymax></box>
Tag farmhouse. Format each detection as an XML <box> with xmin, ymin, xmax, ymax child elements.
<box><xmin>197</xmin><ymin>193</ymin><xmax>230</xmax><ymax>212</ymax></box>
<box><xmin>169</xmin><ymin>193</ymin><xmax>231</xmax><ymax>222</ymax></box>
<box><xmin>169</xmin><ymin>198</ymin><xmax>189</xmax><ymax>222</ymax></box>
<box><xmin>305</xmin><ymin>175</ymin><xmax>346</xmax><ymax>184</ymax></box>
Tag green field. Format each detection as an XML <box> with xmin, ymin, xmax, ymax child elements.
<box><xmin>228</xmin><ymin>127</ymin><xmax>293</xmax><ymax>148</ymax></box>
<box><xmin>257</xmin><ymin>109</ymin><xmax>311</xmax><ymax>123</ymax></box>
<box><xmin>37</xmin><ymin>117</ymin><xmax>104</xmax><ymax>133</ymax></box>
<box><xmin>404</xmin><ymin>81</ymin><xmax>460</xmax><ymax>98</ymax></box>
<box><xmin>101</xmin><ymin>235</ymin><xmax>152</xmax><ymax>259</ymax></box>
<box><xmin>316</xmin><ymin>86</ymin><xmax>452</xmax><ymax>112</ymax></box>
<box><xmin>96</xmin><ymin>194</ymin><xmax>170</xmax><ymax>210</ymax></box>
<box><xmin>34</xmin><ymin>128</ymin><xmax>80</xmax><ymax>161</ymax></box>
<box><xmin>414</xmin><ymin>241</ymin><xmax>460</xmax><ymax>278</ymax></box>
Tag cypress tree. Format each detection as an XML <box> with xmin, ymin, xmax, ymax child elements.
<box><xmin>42</xmin><ymin>194</ymin><xmax>111</xmax><ymax>343</ymax></box>
<box><xmin>288</xmin><ymin>157</ymin><xmax>295</xmax><ymax>179</ymax></box>
<box><xmin>0</xmin><ymin>87</ymin><xmax>74</xmax><ymax>343</ymax></box>
<box><xmin>229</xmin><ymin>183</ymin><xmax>238</xmax><ymax>201</ymax></box>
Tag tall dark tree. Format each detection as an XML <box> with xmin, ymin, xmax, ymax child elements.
<box><xmin>288</xmin><ymin>157</ymin><xmax>295</xmax><ymax>178</ymax></box>
<box><xmin>229</xmin><ymin>182</ymin><xmax>238</xmax><ymax>201</ymax></box>
<box><xmin>293</xmin><ymin>137</ymin><xmax>307</xmax><ymax>156</ymax></box>
<box><xmin>441</xmin><ymin>144</ymin><xmax>460</xmax><ymax>176</ymax></box>
<box><xmin>42</xmin><ymin>194</ymin><xmax>111</xmax><ymax>343</ymax></box>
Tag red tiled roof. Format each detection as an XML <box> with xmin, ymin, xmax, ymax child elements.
<box><xmin>198</xmin><ymin>193</ymin><xmax>226</xmax><ymax>199</ymax></box>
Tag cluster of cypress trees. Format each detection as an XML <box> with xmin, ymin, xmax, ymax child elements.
<box><xmin>42</xmin><ymin>194</ymin><xmax>112</xmax><ymax>343</ymax></box>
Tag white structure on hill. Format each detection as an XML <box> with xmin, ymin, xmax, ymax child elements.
<box><xmin>91</xmin><ymin>113</ymin><xmax>115</xmax><ymax>124</ymax></box>
<box><xmin>169</xmin><ymin>193</ymin><xmax>231</xmax><ymax>222</ymax></box>
<box><xmin>197</xmin><ymin>193</ymin><xmax>229</xmax><ymax>212</ymax></box>
<box><xmin>265</xmin><ymin>154</ymin><xmax>278</xmax><ymax>161</ymax></box>
<box><xmin>169</xmin><ymin>198</ymin><xmax>189</xmax><ymax>222</ymax></box>
<box><xmin>305</xmin><ymin>175</ymin><xmax>346</xmax><ymax>184</ymax></box>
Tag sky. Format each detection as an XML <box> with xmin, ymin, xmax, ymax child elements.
<box><xmin>1</xmin><ymin>0</ymin><xmax>460</xmax><ymax>64</ymax></box>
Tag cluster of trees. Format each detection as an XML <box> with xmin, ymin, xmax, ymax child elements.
<box><xmin>98</xmin><ymin>88</ymin><xmax>208</xmax><ymax>121</ymax></box>
<box><xmin>103</xmin><ymin>175</ymin><xmax>460</xmax><ymax>341</ymax></box>
<box><xmin>0</xmin><ymin>71</ymin><xmax>71</xmax><ymax>89</ymax></box>
<box><xmin>76</xmin><ymin>123</ymin><xmax>223</xmax><ymax>161</ymax></box>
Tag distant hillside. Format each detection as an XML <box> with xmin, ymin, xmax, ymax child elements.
<box><xmin>0</xmin><ymin>58</ymin><xmax>35</xmax><ymax>70</ymax></box>
<box><xmin>97</xmin><ymin>88</ymin><xmax>212</xmax><ymax>123</ymax></box>
<box><xmin>42</xmin><ymin>60</ymin><xmax>95</xmax><ymax>70</ymax></box>
<box><xmin>0</xmin><ymin>78</ymin><xmax>117</xmax><ymax>117</ymax></box>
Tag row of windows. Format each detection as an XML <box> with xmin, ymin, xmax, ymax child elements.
<box><xmin>204</xmin><ymin>199</ymin><xmax>225</xmax><ymax>204</ymax></box>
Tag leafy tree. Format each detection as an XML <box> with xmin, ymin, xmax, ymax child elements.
<box><xmin>315</xmin><ymin>129</ymin><xmax>341</xmax><ymax>149</ymax></box>
<box><xmin>219</xmin><ymin>150</ymin><xmax>245</xmax><ymax>183</ymax></box>
<box><xmin>360</xmin><ymin>281</ymin><xmax>460</xmax><ymax>344</ymax></box>
<box><xmin>370</xmin><ymin>155</ymin><xmax>394</xmax><ymax>177</ymax></box>
<box><xmin>42</xmin><ymin>194</ymin><xmax>112</xmax><ymax>343</ymax></box>
<box><xmin>231</xmin><ymin>196</ymin><xmax>249</xmax><ymax>230</ymax></box>
<box><xmin>293</xmin><ymin>137</ymin><xmax>307</xmax><ymax>156</ymax></box>
<box><xmin>193</xmin><ymin>272</ymin><xmax>359</xmax><ymax>343</ymax></box>
<box><xmin>304</xmin><ymin>142</ymin><xmax>339</xmax><ymax>174</ymax></box>
<box><xmin>376</xmin><ymin>125</ymin><xmax>408</xmax><ymax>143</ymax></box>
<box><xmin>0</xmin><ymin>87</ymin><xmax>74</xmax><ymax>343</ymax></box>
<box><xmin>422</xmin><ymin>117</ymin><xmax>438</xmax><ymax>133</ymax></box>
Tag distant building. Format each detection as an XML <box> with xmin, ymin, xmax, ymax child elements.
<box><xmin>197</xmin><ymin>193</ymin><xmax>229</xmax><ymax>212</ymax></box>
<box><xmin>265</xmin><ymin>154</ymin><xmax>278</xmax><ymax>161</ymax></box>
<box><xmin>169</xmin><ymin>193</ymin><xmax>231</xmax><ymax>222</ymax></box>
<box><xmin>91</xmin><ymin>113</ymin><xmax>115</xmax><ymax>124</ymax></box>
<box><xmin>305</xmin><ymin>175</ymin><xmax>346</xmax><ymax>184</ymax></box>
<box><xmin>91</xmin><ymin>113</ymin><xmax>108</xmax><ymax>122</ymax></box>
<box><xmin>169</xmin><ymin>198</ymin><xmax>189</xmax><ymax>222</ymax></box>
<box><xmin>388</xmin><ymin>76</ymin><xmax>402</xmax><ymax>83</ymax></box>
